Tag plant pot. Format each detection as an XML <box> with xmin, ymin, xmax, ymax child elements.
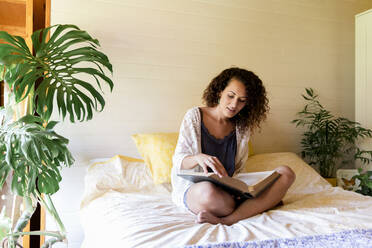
<box><xmin>325</xmin><ymin>177</ymin><xmax>337</xmax><ymax>187</ymax></box>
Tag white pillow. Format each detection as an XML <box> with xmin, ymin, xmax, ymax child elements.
<box><xmin>80</xmin><ymin>155</ymin><xmax>168</xmax><ymax>208</ymax></box>
<box><xmin>244</xmin><ymin>152</ymin><xmax>330</xmax><ymax>196</ymax></box>
<box><xmin>80</xmin><ymin>152</ymin><xmax>329</xmax><ymax>208</ymax></box>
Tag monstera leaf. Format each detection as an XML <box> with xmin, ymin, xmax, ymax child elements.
<box><xmin>0</xmin><ymin>24</ymin><xmax>113</xmax><ymax>247</ymax></box>
<box><xmin>0</xmin><ymin>24</ymin><xmax>113</xmax><ymax>122</ymax></box>
<box><xmin>0</xmin><ymin>64</ymin><xmax>4</xmax><ymax>81</ymax></box>
<box><xmin>0</xmin><ymin>115</ymin><xmax>74</xmax><ymax>196</ymax></box>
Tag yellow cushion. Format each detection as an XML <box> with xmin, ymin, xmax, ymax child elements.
<box><xmin>132</xmin><ymin>133</ymin><xmax>179</xmax><ymax>184</ymax></box>
<box><xmin>248</xmin><ymin>140</ymin><xmax>254</xmax><ymax>157</ymax></box>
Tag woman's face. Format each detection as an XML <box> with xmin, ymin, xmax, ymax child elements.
<box><xmin>218</xmin><ymin>78</ymin><xmax>247</xmax><ymax>119</ymax></box>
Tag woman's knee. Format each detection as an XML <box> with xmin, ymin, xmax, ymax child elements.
<box><xmin>196</xmin><ymin>182</ymin><xmax>222</xmax><ymax>206</ymax></box>
<box><xmin>188</xmin><ymin>182</ymin><xmax>235</xmax><ymax>214</ymax></box>
<box><xmin>187</xmin><ymin>182</ymin><xmax>216</xmax><ymax>208</ymax></box>
<box><xmin>276</xmin><ymin>165</ymin><xmax>296</xmax><ymax>186</ymax></box>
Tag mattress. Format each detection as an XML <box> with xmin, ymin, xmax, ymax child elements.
<box><xmin>80</xmin><ymin>152</ymin><xmax>372</xmax><ymax>248</ymax></box>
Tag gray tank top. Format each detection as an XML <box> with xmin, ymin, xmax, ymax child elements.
<box><xmin>199</xmin><ymin>108</ymin><xmax>237</xmax><ymax>177</ymax></box>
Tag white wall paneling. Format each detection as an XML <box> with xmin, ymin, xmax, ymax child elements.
<box><xmin>46</xmin><ymin>1</ymin><xmax>372</xmax><ymax>247</ymax></box>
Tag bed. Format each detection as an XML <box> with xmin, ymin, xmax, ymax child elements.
<box><xmin>79</xmin><ymin>152</ymin><xmax>372</xmax><ymax>248</ymax></box>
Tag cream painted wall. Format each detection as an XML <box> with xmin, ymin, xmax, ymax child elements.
<box><xmin>47</xmin><ymin>2</ymin><xmax>372</xmax><ymax>247</ymax></box>
<box><xmin>51</xmin><ymin>0</ymin><xmax>372</xmax><ymax>162</ymax></box>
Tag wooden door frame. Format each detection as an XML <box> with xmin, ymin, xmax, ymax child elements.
<box><xmin>0</xmin><ymin>0</ymin><xmax>50</xmax><ymax>247</ymax></box>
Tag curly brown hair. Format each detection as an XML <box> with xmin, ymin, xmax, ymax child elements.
<box><xmin>202</xmin><ymin>67</ymin><xmax>269</xmax><ymax>132</ymax></box>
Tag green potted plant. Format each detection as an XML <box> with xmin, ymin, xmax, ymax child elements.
<box><xmin>352</xmin><ymin>169</ymin><xmax>372</xmax><ymax>196</ymax></box>
<box><xmin>292</xmin><ymin>88</ymin><xmax>372</xmax><ymax>184</ymax></box>
<box><xmin>0</xmin><ymin>24</ymin><xmax>113</xmax><ymax>247</ymax></box>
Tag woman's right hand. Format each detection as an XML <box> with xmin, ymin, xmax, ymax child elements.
<box><xmin>193</xmin><ymin>154</ymin><xmax>228</xmax><ymax>177</ymax></box>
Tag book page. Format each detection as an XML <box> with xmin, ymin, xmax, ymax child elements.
<box><xmin>234</xmin><ymin>171</ymin><xmax>275</xmax><ymax>187</ymax></box>
<box><xmin>178</xmin><ymin>170</ymin><xmax>278</xmax><ymax>199</ymax></box>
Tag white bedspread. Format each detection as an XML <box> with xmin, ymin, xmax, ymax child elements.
<box><xmin>80</xmin><ymin>153</ymin><xmax>372</xmax><ymax>248</ymax></box>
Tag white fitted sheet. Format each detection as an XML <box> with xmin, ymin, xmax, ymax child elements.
<box><xmin>80</xmin><ymin>153</ymin><xmax>372</xmax><ymax>248</ymax></box>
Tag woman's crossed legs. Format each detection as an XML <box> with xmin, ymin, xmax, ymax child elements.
<box><xmin>186</xmin><ymin>165</ymin><xmax>296</xmax><ymax>225</ymax></box>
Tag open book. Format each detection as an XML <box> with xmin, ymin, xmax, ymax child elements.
<box><xmin>177</xmin><ymin>170</ymin><xmax>280</xmax><ymax>200</ymax></box>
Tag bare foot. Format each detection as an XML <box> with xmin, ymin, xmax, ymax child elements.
<box><xmin>196</xmin><ymin>210</ymin><xmax>223</xmax><ymax>224</ymax></box>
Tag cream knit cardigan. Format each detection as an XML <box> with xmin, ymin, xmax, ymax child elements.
<box><xmin>171</xmin><ymin>107</ymin><xmax>251</xmax><ymax>208</ymax></box>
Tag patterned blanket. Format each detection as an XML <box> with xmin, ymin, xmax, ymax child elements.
<box><xmin>183</xmin><ymin>229</ymin><xmax>372</xmax><ymax>248</ymax></box>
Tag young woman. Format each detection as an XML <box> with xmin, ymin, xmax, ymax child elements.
<box><xmin>171</xmin><ymin>67</ymin><xmax>295</xmax><ymax>225</ymax></box>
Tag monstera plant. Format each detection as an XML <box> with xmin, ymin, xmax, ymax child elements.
<box><xmin>0</xmin><ymin>24</ymin><xmax>113</xmax><ymax>247</ymax></box>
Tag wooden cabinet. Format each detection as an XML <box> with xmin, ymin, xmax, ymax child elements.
<box><xmin>0</xmin><ymin>1</ymin><xmax>50</xmax><ymax>247</ymax></box>
<box><xmin>0</xmin><ymin>0</ymin><xmax>50</xmax><ymax>44</ymax></box>
<box><xmin>0</xmin><ymin>0</ymin><xmax>33</xmax><ymax>46</ymax></box>
<box><xmin>355</xmin><ymin>9</ymin><xmax>372</xmax><ymax>170</ymax></box>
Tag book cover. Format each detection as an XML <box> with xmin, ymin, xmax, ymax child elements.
<box><xmin>177</xmin><ymin>170</ymin><xmax>280</xmax><ymax>200</ymax></box>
